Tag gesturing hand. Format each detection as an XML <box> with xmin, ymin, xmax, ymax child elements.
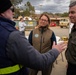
<box><xmin>52</xmin><ymin>41</ymin><xmax>67</xmax><ymax>53</ymax></box>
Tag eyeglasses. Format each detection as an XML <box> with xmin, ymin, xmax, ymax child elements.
<box><xmin>40</xmin><ymin>19</ymin><xmax>48</xmax><ymax>22</ymax></box>
<box><xmin>10</xmin><ymin>7</ymin><xmax>14</xmax><ymax>12</ymax></box>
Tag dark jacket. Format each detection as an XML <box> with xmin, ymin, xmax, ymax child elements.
<box><xmin>0</xmin><ymin>17</ymin><xmax>28</xmax><ymax>75</ymax></box>
<box><xmin>28</xmin><ymin>28</ymin><xmax>56</xmax><ymax>53</ymax></box>
<box><xmin>65</xmin><ymin>25</ymin><xmax>76</xmax><ymax>64</ymax></box>
<box><xmin>0</xmin><ymin>17</ymin><xmax>60</xmax><ymax>75</ymax></box>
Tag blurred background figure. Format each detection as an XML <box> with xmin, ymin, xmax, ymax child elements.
<box><xmin>19</xmin><ymin>17</ymin><xmax>26</xmax><ymax>36</ymax></box>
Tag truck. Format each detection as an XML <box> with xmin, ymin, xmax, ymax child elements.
<box><xmin>59</xmin><ymin>18</ymin><xmax>69</xmax><ymax>28</ymax></box>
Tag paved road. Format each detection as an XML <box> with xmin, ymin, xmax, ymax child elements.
<box><xmin>50</xmin><ymin>26</ymin><xmax>69</xmax><ymax>38</ymax></box>
<box><xmin>37</xmin><ymin>50</ymin><xmax>67</xmax><ymax>75</ymax></box>
<box><xmin>25</xmin><ymin>26</ymin><xmax>69</xmax><ymax>75</ymax></box>
<box><xmin>25</xmin><ymin>26</ymin><xmax>69</xmax><ymax>38</ymax></box>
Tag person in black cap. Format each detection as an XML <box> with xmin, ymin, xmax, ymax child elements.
<box><xmin>0</xmin><ymin>0</ymin><xmax>14</xmax><ymax>19</ymax></box>
<box><xmin>0</xmin><ymin>0</ymin><xmax>66</xmax><ymax>75</ymax></box>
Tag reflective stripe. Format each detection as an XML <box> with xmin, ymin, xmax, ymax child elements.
<box><xmin>0</xmin><ymin>65</ymin><xmax>20</xmax><ymax>74</ymax></box>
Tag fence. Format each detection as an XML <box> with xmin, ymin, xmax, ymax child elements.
<box><xmin>14</xmin><ymin>20</ymin><xmax>37</xmax><ymax>30</ymax></box>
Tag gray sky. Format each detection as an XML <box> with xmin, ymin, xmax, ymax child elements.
<box><xmin>20</xmin><ymin>0</ymin><xmax>70</xmax><ymax>14</ymax></box>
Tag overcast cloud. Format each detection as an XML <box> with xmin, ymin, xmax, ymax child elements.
<box><xmin>21</xmin><ymin>0</ymin><xmax>70</xmax><ymax>14</ymax></box>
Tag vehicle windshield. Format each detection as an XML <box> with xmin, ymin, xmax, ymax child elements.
<box><xmin>60</xmin><ymin>19</ymin><xmax>68</xmax><ymax>22</ymax></box>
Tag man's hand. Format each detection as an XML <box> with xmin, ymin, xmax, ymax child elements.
<box><xmin>52</xmin><ymin>41</ymin><xmax>67</xmax><ymax>53</ymax></box>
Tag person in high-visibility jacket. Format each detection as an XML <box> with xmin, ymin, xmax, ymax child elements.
<box><xmin>0</xmin><ymin>0</ymin><xmax>66</xmax><ymax>75</ymax></box>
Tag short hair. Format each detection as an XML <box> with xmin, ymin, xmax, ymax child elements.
<box><xmin>69</xmin><ymin>1</ymin><xmax>76</xmax><ymax>7</ymax></box>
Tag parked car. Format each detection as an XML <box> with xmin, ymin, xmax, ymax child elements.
<box><xmin>50</xmin><ymin>22</ymin><xmax>57</xmax><ymax>27</ymax></box>
<box><xmin>59</xmin><ymin>18</ymin><xmax>69</xmax><ymax>28</ymax></box>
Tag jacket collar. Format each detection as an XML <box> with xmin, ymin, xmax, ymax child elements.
<box><xmin>38</xmin><ymin>26</ymin><xmax>48</xmax><ymax>34</ymax></box>
<box><xmin>71</xmin><ymin>24</ymin><xmax>76</xmax><ymax>32</ymax></box>
<box><xmin>0</xmin><ymin>17</ymin><xmax>16</xmax><ymax>26</ymax></box>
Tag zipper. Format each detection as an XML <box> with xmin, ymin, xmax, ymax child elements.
<box><xmin>40</xmin><ymin>34</ymin><xmax>43</xmax><ymax>52</ymax></box>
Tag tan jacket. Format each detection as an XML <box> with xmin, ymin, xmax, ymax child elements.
<box><xmin>32</xmin><ymin>27</ymin><xmax>52</xmax><ymax>53</ymax></box>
